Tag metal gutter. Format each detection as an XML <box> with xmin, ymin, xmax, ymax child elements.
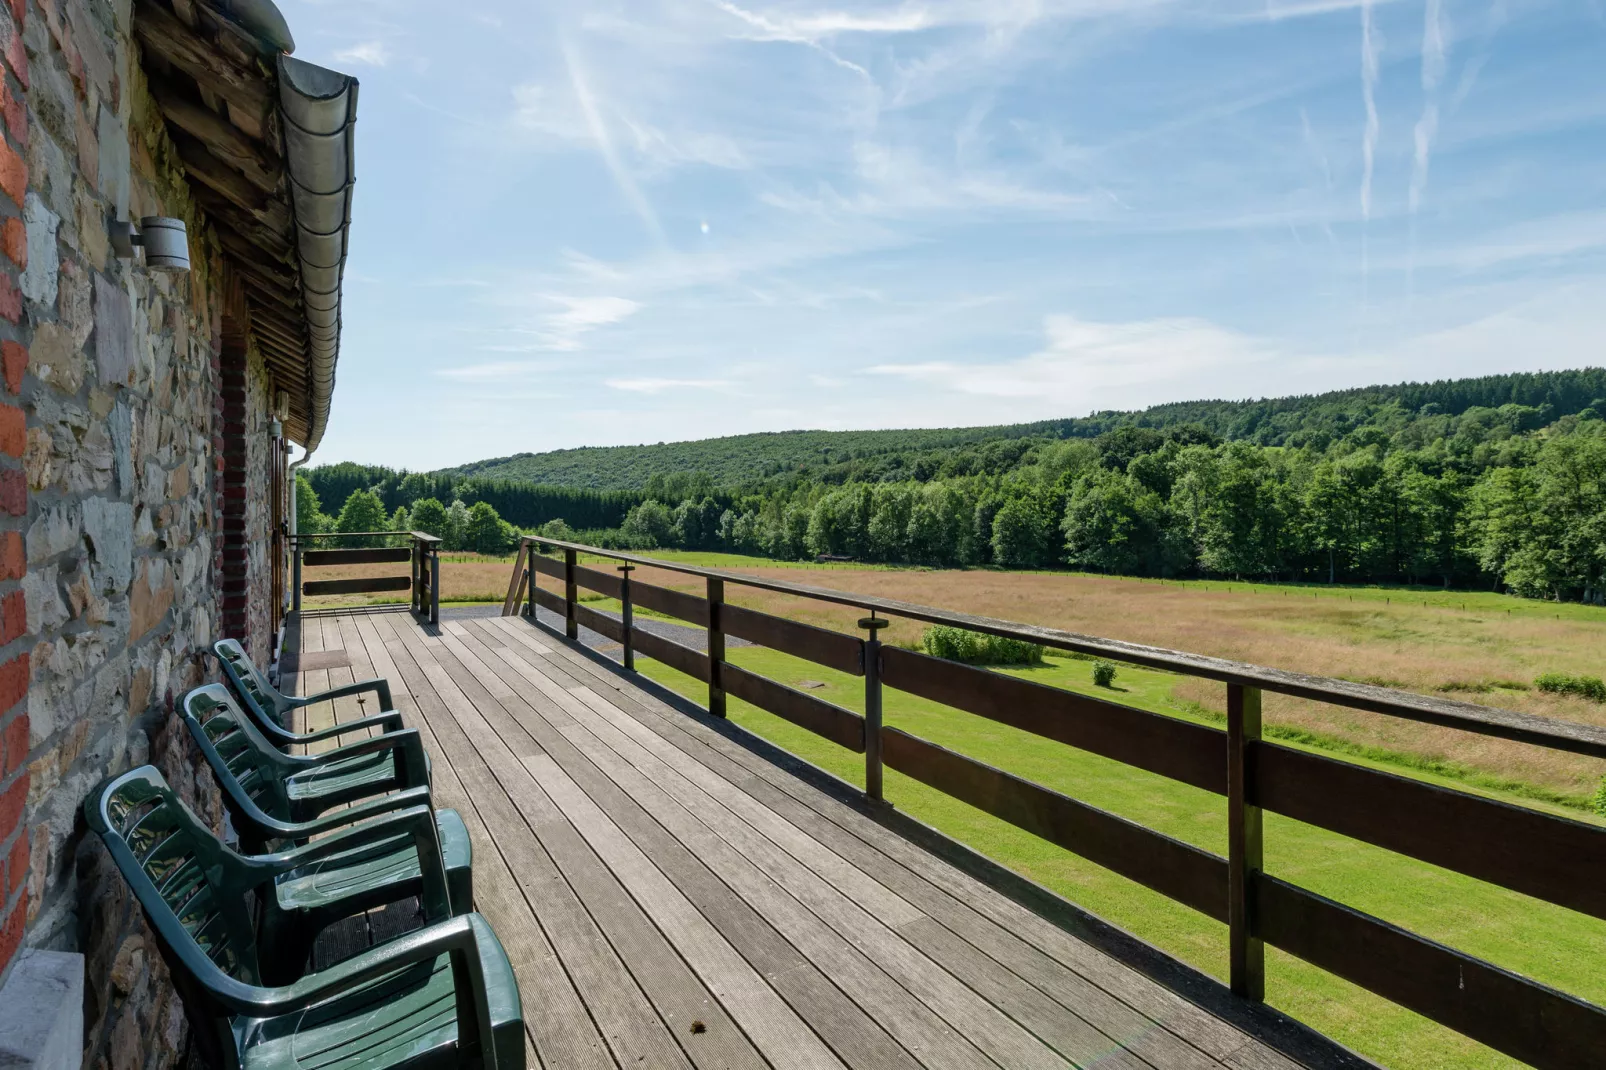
<box><xmin>276</xmin><ymin>55</ymin><xmax>357</xmax><ymax>451</ymax></box>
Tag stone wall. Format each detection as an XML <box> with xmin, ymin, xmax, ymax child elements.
<box><xmin>0</xmin><ymin>0</ymin><xmax>282</xmax><ymax>1066</ymax></box>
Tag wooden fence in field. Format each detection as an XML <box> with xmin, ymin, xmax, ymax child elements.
<box><xmin>292</xmin><ymin>530</ymin><xmax>443</xmax><ymax>623</ymax></box>
<box><xmin>503</xmin><ymin>536</ymin><xmax>1606</xmax><ymax>1070</ymax></box>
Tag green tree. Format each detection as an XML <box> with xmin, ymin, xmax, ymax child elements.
<box><xmin>389</xmin><ymin>505</ymin><xmax>412</xmax><ymax>548</ymax></box>
<box><xmin>990</xmin><ymin>491</ymin><xmax>1057</xmax><ymax>568</ymax></box>
<box><xmin>408</xmin><ymin>497</ymin><xmax>450</xmax><ymax>541</ymax></box>
<box><xmin>464</xmin><ymin>501</ymin><xmax>515</xmax><ymax>555</ymax></box>
<box><xmin>621</xmin><ymin>500</ymin><xmax>675</xmax><ymax>548</ymax></box>
<box><xmin>445</xmin><ymin>500</ymin><xmax>472</xmax><ymax>551</ymax></box>
<box><xmin>295</xmin><ymin>473</ymin><xmax>333</xmax><ymax>535</ymax></box>
<box><xmin>1062</xmin><ymin>470</ymin><xmax>1179</xmax><ymax>576</ymax></box>
<box><xmin>336</xmin><ymin>488</ymin><xmax>389</xmax><ymax>547</ymax></box>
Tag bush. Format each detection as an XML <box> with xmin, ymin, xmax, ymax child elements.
<box><xmin>1595</xmin><ymin>776</ymin><xmax>1606</xmax><ymax>819</ymax></box>
<box><xmin>922</xmin><ymin>625</ymin><xmax>1045</xmax><ymax>666</ymax></box>
<box><xmin>1092</xmin><ymin>660</ymin><xmax>1118</xmax><ymax>688</ymax></box>
<box><xmin>1534</xmin><ymin>673</ymin><xmax>1606</xmax><ymax>703</ymax></box>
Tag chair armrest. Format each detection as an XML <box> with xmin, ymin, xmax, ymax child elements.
<box><xmin>295</xmin><ymin>677</ymin><xmax>395</xmax><ymax>711</ymax></box>
<box><xmin>301</xmin><ymin>727</ymin><xmax>430</xmax><ymax>789</ymax></box>
<box><xmin>286</xmin><ymin>709</ymin><xmax>405</xmax><ymax>744</ymax></box>
<box><xmin>214</xmin><ymin>915</ymin><xmax>499</xmax><ymax>1068</ymax></box>
<box><xmin>264</xmin><ymin>803</ymin><xmax>454</xmax><ymax>918</ymax></box>
<box><xmin>283</xmin><ymin>786</ymin><xmax>434</xmax><ymax>839</ymax></box>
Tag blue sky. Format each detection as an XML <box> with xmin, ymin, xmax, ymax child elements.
<box><xmin>278</xmin><ymin>0</ymin><xmax>1606</xmax><ymax>470</ymax></box>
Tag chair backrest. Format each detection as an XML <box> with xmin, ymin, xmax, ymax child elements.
<box><xmin>85</xmin><ymin>766</ymin><xmax>267</xmax><ymax>987</ymax></box>
<box><xmin>213</xmin><ymin>638</ymin><xmax>291</xmax><ymax>729</ymax></box>
<box><xmin>183</xmin><ymin>684</ymin><xmax>297</xmax><ymax>830</ymax></box>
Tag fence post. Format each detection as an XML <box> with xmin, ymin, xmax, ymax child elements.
<box><xmin>619</xmin><ymin>564</ymin><xmax>635</xmax><ymax>670</ymax></box>
<box><xmin>292</xmin><ymin>538</ymin><xmax>302</xmax><ymax>613</ymax></box>
<box><xmin>1227</xmin><ymin>681</ymin><xmax>1264</xmax><ymax>1001</ymax></box>
<box><xmin>410</xmin><ymin>537</ymin><xmax>422</xmax><ymax>614</ymax></box>
<box><xmin>706</xmin><ymin>577</ymin><xmax>726</xmax><ymax>718</ymax></box>
<box><xmin>860</xmin><ymin>614</ymin><xmax>888</xmax><ymax>802</ymax></box>
<box><xmin>564</xmin><ymin>548</ymin><xmax>578</xmax><ymax>640</ymax></box>
<box><xmin>430</xmin><ymin>546</ymin><xmax>441</xmax><ymax>627</ymax></box>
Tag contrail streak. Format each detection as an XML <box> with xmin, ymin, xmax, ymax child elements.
<box><xmin>564</xmin><ymin>40</ymin><xmax>667</xmax><ymax>247</ymax></box>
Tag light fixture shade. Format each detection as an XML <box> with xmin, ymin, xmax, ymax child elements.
<box><xmin>139</xmin><ymin>217</ymin><xmax>190</xmax><ymax>271</ymax></box>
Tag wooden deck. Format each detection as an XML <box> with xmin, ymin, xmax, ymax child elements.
<box><xmin>284</xmin><ymin>606</ymin><xmax>1327</xmax><ymax>1070</ymax></box>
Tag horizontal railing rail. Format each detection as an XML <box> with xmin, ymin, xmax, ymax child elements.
<box><xmin>505</xmin><ymin>536</ymin><xmax>1606</xmax><ymax>1070</ymax></box>
<box><xmin>293</xmin><ymin>530</ymin><xmax>441</xmax><ymax>624</ymax></box>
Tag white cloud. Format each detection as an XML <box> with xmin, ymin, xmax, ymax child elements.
<box><xmin>473</xmin><ymin>293</ymin><xmax>642</xmax><ymax>353</ymax></box>
<box><xmin>549</xmin><ymin>295</ymin><xmax>641</xmax><ymax>335</ymax></box>
<box><xmin>436</xmin><ymin>361</ymin><xmax>554</xmax><ymax>381</ymax></box>
<box><xmin>1359</xmin><ymin>0</ymin><xmax>1380</xmax><ymax>223</ymax></box>
<box><xmin>1408</xmin><ymin>0</ymin><xmax>1447</xmax><ymax>216</ymax></box>
<box><xmin>1401</xmin><ymin>211</ymin><xmax>1606</xmax><ymax>273</ymax></box>
<box><xmin>334</xmin><ymin>41</ymin><xmax>390</xmax><ymax>66</ymax></box>
<box><xmin>870</xmin><ymin>314</ymin><xmax>1282</xmax><ymax>401</ymax></box>
<box><xmin>605</xmin><ymin>377</ymin><xmax>732</xmax><ymax>393</ymax></box>
<box><xmin>713</xmin><ymin>1</ymin><xmax>935</xmax><ymax>43</ymax></box>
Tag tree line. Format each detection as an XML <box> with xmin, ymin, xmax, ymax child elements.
<box><xmin>605</xmin><ymin>404</ymin><xmax>1606</xmax><ymax>603</ymax></box>
<box><xmin>302</xmin><ymin>462</ymin><xmax>639</xmax><ymax>531</ymax></box>
<box><xmin>295</xmin><ymin>480</ymin><xmax>529</xmax><ymax>555</ymax></box>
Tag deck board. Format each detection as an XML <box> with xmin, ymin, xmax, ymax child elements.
<box><xmin>288</xmin><ymin>608</ymin><xmax>1319</xmax><ymax>1070</ymax></box>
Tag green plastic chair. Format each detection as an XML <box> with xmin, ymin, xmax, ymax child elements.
<box><xmin>183</xmin><ymin>684</ymin><xmax>468</xmax><ymax>899</ymax></box>
<box><xmin>213</xmin><ymin>638</ymin><xmax>403</xmax><ymax>751</ymax></box>
<box><xmin>182</xmin><ymin>692</ymin><xmax>474</xmax><ymax>976</ymax></box>
<box><xmin>184</xmin><ymin>684</ymin><xmax>430</xmax><ymax>825</ymax></box>
<box><xmin>86</xmin><ymin>766</ymin><xmax>523</xmax><ymax>1070</ymax></box>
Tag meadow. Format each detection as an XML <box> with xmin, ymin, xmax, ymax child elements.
<box><xmin>307</xmin><ymin>549</ymin><xmax>1606</xmax><ymax>1067</ymax></box>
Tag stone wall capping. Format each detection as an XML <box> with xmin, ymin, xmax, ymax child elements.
<box><xmin>0</xmin><ymin>948</ymin><xmax>83</xmax><ymax>1070</ymax></box>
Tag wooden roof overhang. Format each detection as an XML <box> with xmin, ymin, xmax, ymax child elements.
<box><xmin>132</xmin><ymin>0</ymin><xmax>356</xmax><ymax>450</ymax></box>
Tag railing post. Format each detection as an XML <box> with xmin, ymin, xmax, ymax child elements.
<box><xmin>430</xmin><ymin>546</ymin><xmax>441</xmax><ymax>626</ymax></box>
<box><xmin>860</xmin><ymin>614</ymin><xmax>888</xmax><ymax>802</ymax></box>
<box><xmin>564</xmin><ymin>548</ymin><xmax>578</xmax><ymax>640</ymax></box>
<box><xmin>619</xmin><ymin>564</ymin><xmax>635</xmax><ymax>670</ymax></box>
<box><xmin>1227</xmin><ymin>681</ymin><xmax>1264</xmax><ymax>1001</ymax></box>
<box><xmin>706</xmin><ymin>577</ymin><xmax>726</xmax><ymax>718</ymax></box>
<box><xmin>523</xmin><ymin>541</ymin><xmax>536</xmax><ymax>620</ymax></box>
<box><xmin>292</xmin><ymin>538</ymin><xmax>302</xmax><ymax>613</ymax></box>
<box><xmin>410</xmin><ymin>537</ymin><xmax>421</xmax><ymax>614</ymax></box>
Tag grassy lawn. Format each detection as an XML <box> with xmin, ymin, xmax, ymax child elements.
<box><xmin>632</xmin><ymin>643</ymin><xmax>1605</xmax><ymax>1070</ymax></box>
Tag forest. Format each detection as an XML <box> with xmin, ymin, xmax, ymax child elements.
<box><xmin>304</xmin><ymin>368</ymin><xmax>1606</xmax><ymax>602</ymax></box>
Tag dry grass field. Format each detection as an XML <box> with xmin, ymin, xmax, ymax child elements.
<box><xmin>307</xmin><ymin>549</ymin><xmax>1606</xmax><ymax>800</ymax></box>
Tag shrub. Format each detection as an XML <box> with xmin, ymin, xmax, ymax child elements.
<box><xmin>1595</xmin><ymin>776</ymin><xmax>1606</xmax><ymax>819</ymax></box>
<box><xmin>1535</xmin><ymin>673</ymin><xmax>1606</xmax><ymax>703</ymax></box>
<box><xmin>922</xmin><ymin>626</ymin><xmax>1045</xmax><ymax>666</ymax></box>
<box><xmin>1092</xmin><ymin>660</ymin><xmax>1118</xmax><ymax>688</ymax></box>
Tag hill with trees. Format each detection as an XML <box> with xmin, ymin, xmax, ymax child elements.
<box><xmin>305</xmin><ymin>368</ymin><xmax>1606</xmax><ymax>602</ymax></box>
<box><xmin>442</xmin><ymin>369</ymin><xmax>1606</xmax><ymax>490</ymax></box>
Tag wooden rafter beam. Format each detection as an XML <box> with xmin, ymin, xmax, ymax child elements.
<box><xmin>189</xmin><ymin>185</ymin><xmax>295</xmax><ymax>259</ymax></box>
<box><xmin>147</xmin><ymin>76</ymin><xmax>282</xmax><ymax>194</ymax></box>
<box><xmin>133</xmin><ymin>0</ymin><xmax>272</xmax><ymax>120</ymax></box>
<box><xmin>211</xmin><ymin>217</ymin><xmax>296</xmax><ymax>269</ymax></box>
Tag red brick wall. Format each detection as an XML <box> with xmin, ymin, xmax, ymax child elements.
<box><xmin>0</xmin><ymin>0</ymin><xmax>24</xmax><ymax>982</ymax></box>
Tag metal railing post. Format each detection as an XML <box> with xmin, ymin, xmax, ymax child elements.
<box><xmin>860</xmin><ymin>614</ymin><xmax>888</xmax><ymax>802</ymax></box>
<box><xmin>564</xmin><ymin>548</ymin><xmax>578</xmax><ymax>640</ymax></box>
<box><xmin>292</xmin><ymin>538</ymin><xmax>302</xmax><ymax>613</ymax></box>
<box><xmin>619</xmin><ymin>564</ymin><xmax>635</xmax><ymax>670</ymax></box>
<box><xmin>430</xmin><ymin>547</ymin><xmax>441</xmax><ymax>626</ymax></box>
<box><xmin>1227</xmin><ymin>682</ymin><xmax>1264</xmax><ymax>1001</ymax></box>
<box><xmin>707</xmin><ymin>577</ymin><xmax>726</xmax><ymax>718</ymax></box>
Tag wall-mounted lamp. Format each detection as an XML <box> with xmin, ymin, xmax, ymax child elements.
<box><xmin>111</xmin><ymin>217</ymin><xmax>191</xmax><ymax>272</ymax></box>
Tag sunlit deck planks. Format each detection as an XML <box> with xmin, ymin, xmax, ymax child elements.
<box><xmin>283</xmin><ymin>606</ymin><xmax>1317</xmax><ymax>1070</ymax></box>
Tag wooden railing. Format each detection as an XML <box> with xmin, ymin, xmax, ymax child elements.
<box><xmin>504</xmin><ymin>537</ymin><xmax>1606</xmax><ymax>1070</ymax></box>
<box><xmin>292</xmin><ymin>531</ymin><xmax>442</xmax><ymax>624</ymax></box>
